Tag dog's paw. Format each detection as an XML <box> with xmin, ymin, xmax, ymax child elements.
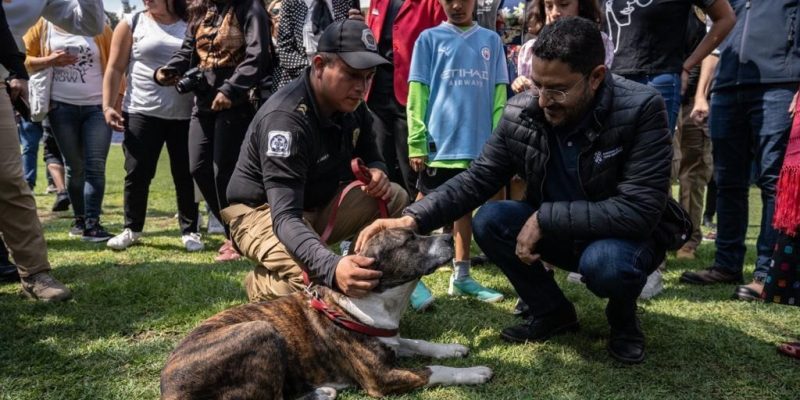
<box><xmin>440</xmin><ymin>343</ymin><xmax>469</xmax><ymax>358</ymax></box>
<box><xmin>311</xmin><ymin>387</ymin><xmax>337</xmax><ymax>400</ymax></box>
<box><xmin>461</xmin><ymin>366</ymin><xmax>493</xmax><ymax>384</ymax></box>
<box><xmin>427</xmin><ymin>365</ymin><xmax>493</xmax><ymax>386</ymax></box>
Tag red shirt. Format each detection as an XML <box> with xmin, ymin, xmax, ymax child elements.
<box><xmin>367</xmin><ymin>0</ymin><xmax>446</xmax><ymax>105</ymax></box>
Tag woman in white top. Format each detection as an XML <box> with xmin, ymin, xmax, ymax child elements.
<box><xmin>23</xmin><ymin>18</ymin><xmax>117</xmax><ymax>242</ymax></box>
<box><xmin>102</xmin><ymin>0</ymin><xmax>202</xmax><ymax>252</ymax></box>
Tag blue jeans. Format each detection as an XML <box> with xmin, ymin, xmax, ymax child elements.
<box><xmin>709</xmin><ymin>84</ymin><xmax>794</xmax><ymax>280</ymax></box>
<box><xmin>47</xmin><ymin>101</ymin><xmax>111</xmax><ymax>220</ymax></box>
<box><xmin>625</xmin><ymin>73</ymin><xmax>681</xmax><ymax>134</ymax></box>
<box><xmin>17</xmin><ymin>119</ymin><xmax>43</xmax><ymax>188</ymax></box>
<box><xmin>473</xmin><ymin>201</ymin><xmax>664</xmax><ymax>317</ymax></box>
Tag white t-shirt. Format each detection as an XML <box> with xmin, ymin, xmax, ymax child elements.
<box><xmin>49</xmin><ymin>27</ymin><xmax>103</xmax><ymax>105</ymax></box>
<box><xmin>123</xmin><ymin>13</ymin><xmax>193</xmax><ymax>120</ymax></box>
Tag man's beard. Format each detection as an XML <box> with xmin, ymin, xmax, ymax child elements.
<box><xmin>546</xmin><ymin>86</ymin><xmax>594</xmax><ymax>129</ymax></box>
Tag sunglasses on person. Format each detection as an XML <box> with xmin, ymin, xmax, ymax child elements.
<box><xmin>269</xmin><ymin>6</ymin><xmax>281</xmax><ymax>15</ymax></box>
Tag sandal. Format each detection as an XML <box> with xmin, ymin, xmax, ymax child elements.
<box><xmin>777</xmin><ymin>342</ymin><xmax>800</xmax><ymax>359</ymax></box>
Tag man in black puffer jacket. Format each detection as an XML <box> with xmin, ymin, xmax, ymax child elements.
<box><xmin>356</xmin><ymin>17</ymin><xmax>687</xmax><ymax>364</ymax></box>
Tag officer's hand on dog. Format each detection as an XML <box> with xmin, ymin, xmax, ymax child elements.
<box><xmin>354</xmin><ymin>216</ymin><xmax>418</xmax><ymax>254</ymax></box>
<box><xmin>362</xmin><ymin>168</ymin><xmax>391</xmax><ymax>200</ymax></box>
<box><xmin>335</xmin><ymin>255</ymin><xmax>382</xmax><ymax>297</ymax></box>
<box><xmin>515</xmin><ymin>211</ymin><xmax>543</xmax><ymax>265</ymax></box>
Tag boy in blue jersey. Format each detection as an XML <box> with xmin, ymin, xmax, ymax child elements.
<box><xmin>406</xmin><ymin>0</ymin><xmax>509</xmax><ymax>309</ymax></box>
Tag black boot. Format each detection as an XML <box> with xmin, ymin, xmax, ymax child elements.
<box><xmin>606</xmin><ymin>298</ymin><xmax>645</xmax><ymax>364</ymax></box>
<box><xmin>501</xmin><ymin>302</ymin><xmax>579</xmax><ymax>343</ymax></box>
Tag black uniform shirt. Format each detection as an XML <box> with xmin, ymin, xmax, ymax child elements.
<box><xmin>227</xmin><ymin>68</ymin><xmax>386</xmax><ymax>288</ymax></box>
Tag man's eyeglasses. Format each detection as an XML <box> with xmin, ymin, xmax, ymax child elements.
<box><xmin>530</xmin><ymin>76</ymin><xmax>587</xmax><ymax>104</ymax></box>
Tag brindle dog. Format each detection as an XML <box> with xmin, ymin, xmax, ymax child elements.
<box><xmin>160</xmin><ymin>229</ymin><xmax>492</xmax><ymax>399</ymax></box>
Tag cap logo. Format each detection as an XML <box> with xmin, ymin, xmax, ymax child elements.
<box><xmin>481</xmin><ymin>47</ymin><xmax>491</xmax><ymax>61</ymax></box>
<box><xmin>361</xmin><ymin>29</ymin><xmax>377</xmax><ymax>51</ymax></box>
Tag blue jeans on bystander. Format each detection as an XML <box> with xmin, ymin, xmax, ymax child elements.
<box><xmin>47</xmin><ymin>101</ymin><xmax>111</xmax><ymax>220</ymax></box>
<box><xmin>17</xmin><ymin>119</ymin><xmax>43</xmax><ymax>188</ymax></box>
<box><xmin>709</xmin><ymin>84</ymin><xmax>794</xmax><ymax>281</ymax></box>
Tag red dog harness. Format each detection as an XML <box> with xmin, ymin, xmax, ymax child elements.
<box><xmin>304</xmin><ymin>158</ymin><xmax>395</xmax><ymax>337</ymax></box>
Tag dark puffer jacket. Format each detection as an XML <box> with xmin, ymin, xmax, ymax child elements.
<box><xmin>405</xmin><ymin>73</ymin><xmax>681</xmax><ymax>244</ymax></box>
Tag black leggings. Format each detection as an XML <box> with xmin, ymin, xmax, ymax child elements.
<box><xmin>123</xmin><ymin>113</ymin><xmax>198</xmax><ymax>234</ymax></box>
<box><xmin>188</xmin><ymin>102</ymin><xmax>254</xmax><ymax>237</ymax></box>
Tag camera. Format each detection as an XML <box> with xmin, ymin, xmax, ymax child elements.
<box><xmin>175</xmin><ymin>67</ymin><xmax>208</xmax><ymax>94</ymax></box>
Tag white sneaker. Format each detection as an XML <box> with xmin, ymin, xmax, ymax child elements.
<box><xmin>639</xmin><ymin>269</ymin><xmax>664</xmax><ymax>300</ymax></box>
<box><xmin>207</xmin><ymin>213</ymin><xmax>225</xmax><ymax>235</ymax></box>
<box><xmin>107</xmin><ymin>228</ymin><xmax>141</xmax><ymax>250</ymax></box>
<box><xmin>566</xmin><ymin>272</ymin><xmax>584</xmax><ymax>284</ymax></box>
<box><xmin>182</xmin><ymin>232</ymin><xmax>204</xmax><ymax>252</ymax></box>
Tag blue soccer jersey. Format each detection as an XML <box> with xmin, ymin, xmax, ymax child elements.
<box><xmin>408</xmin><ymin>22</ymin><xmax>509</xmax><ymax>161</ymax></box>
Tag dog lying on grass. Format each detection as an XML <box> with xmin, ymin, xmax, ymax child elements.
<box><xmin>160</xmin><ymin>229</ymin><xmax>492</xmax><ymax>399</ymax></box>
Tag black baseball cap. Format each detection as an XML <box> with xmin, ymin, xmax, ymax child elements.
<box><xmin>317</xmin><ymin>20</ymin><xmax>390</xmax><ymax>70</ymax></box>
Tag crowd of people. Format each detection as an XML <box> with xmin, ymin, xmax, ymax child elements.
<box><xmin>0</xmin><ymin>0</ymin><xmax>798</xmax><ymax>365</ymax></box>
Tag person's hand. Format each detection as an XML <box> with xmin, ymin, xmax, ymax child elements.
<box><xmin>511</xmin><ymin>76</ymin><xmax>532</xmax><ymax>94</ymax></box>
<box><xmin>347</xmin><ymin>8</ymin><xmax>364</xmax><ymax>21</ymax></box>
<box><xmin>690</xmin><ymin>96</ymin><xmax>709</xmax><ymax>124</ymax></box>
<box><xmin>155</xmin><ymin>67</ymin><xmax>180</xmax><ymax>86</ymax></box>
<box><xmin>354</xmin><ymin>215</ymin><xmax>417</xmax><ymax>254</ymax></box>
<box><xmin>7</xmin><ymin>78</ymin><xmax>28</xmax><ymax>103</ymax></box>
<box><xmin>47</xmin><ymin>50</ymin><xmax>78</xmax><ymax>67</ymax></box>
<box><xmin>680</xmin><ymin>69</ymin><xmax>689</xmax><ymax>96</ymax></box>
<box><xmin>515</xmin><ymin>211</ymin><xmax>543</xmax><ymax>265</ymax></box>
<box><xmin>334</xmin><ymin>255</ymin><xmax>383</xmax><ymax>297</ymax></box>
<box><xmin>211</xmin><ymin>91</ymin><xmax>232</xmax><ymax>111</ymax></box>
<box><xmin>409</xmin><ymin>156</ymin><xmax>427</xmax><ymax>172</ymax></box>
<box><xmin>789</xmin><ymin>89</ymin><xmax>799</xmax><ymax>117</ymax></box>
<box><xmin>104</xmin><ymin>107</ymin><xmax>125</xmax><ymax>131</ymax></box>
<box><xmin>361</xmin><ymin>168</ymin><xmax>391</xmax><ymax>200</ymax></box>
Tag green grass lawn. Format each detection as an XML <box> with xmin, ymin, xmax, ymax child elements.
<box><xmin>1</xmin><ymin>145</ymin><xmax>799</xmax><ymax>400</ymax></box>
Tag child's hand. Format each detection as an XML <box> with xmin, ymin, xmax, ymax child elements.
<box><xmin>409</xmin><ymin>156</ymin><xmax>427</xmax><ymax>172</ymax></box>
<box><xmin>511</xmin><ymin>76</ymin><xmax>533</xmax><ymax>94</ymax></box>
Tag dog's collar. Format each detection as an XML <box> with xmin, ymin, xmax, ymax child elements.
<box><xmin>305</xmin><ymin>287</ymin><xmax>399</xmax><ymax>337</ymax></box>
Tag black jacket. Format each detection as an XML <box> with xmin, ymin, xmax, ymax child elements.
<box><xmin>714</xmin><ymin>0</ymin><xmax>800</xmax><ymax>91</ymax></box>
<box><xmin>0</xmin><ymin>3</ymin><xmax>27</xmax><ymax>81</ymax></box>
<box><xmin>163</xmin><ymin>0</ymin><xmax>274</xmax><ymax>104</ymax></box>
<box><xmin>405</xmin><ymin>74</ymin><xmax>684</xmax><ymax>246</ymax></box>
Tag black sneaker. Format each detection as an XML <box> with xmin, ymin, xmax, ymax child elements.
<box><xmin>51</xmin><ymin>191</ymin><xmax>70</xmax><ymax>212</ymax></box>
<box><xmin>501</xmin><ymin>302</ymin><xmax>579</xmax><ymax>343</ymax></box>
<box><xmin>69</xmin><ymin>217</ymin><xmax>85</xmax><ymax>238</ymax></box>
<box><xmin>82</xmin><ymin>218</ymin><xmax>113</xmax><ymax>242</ymax></box>
<box><xmin>606</xmin><ymin>299</ymin><xmax>645</xmax><ymax>364</ymax></box>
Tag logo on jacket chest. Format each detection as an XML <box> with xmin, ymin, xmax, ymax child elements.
<box><xmin>593</xmin><ymin>146</ymin><xmax>623</xmax><ymax>165</ymax></box>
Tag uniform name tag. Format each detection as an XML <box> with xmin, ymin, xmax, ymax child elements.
<box><xmin>266</xmin><ymin>131</ymin><xmax>292</xmax><ymax>158</ymax></box>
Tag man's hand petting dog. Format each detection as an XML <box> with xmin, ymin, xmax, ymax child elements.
<box><xmin>335</xmin><ymin>255</ymin><xmax>382</xmax><ymax>297</ymax></box>
<box><xmin>516</xmin><ymin>211</ymin><xmax>543</xmax><ymax>265</ymax></box>
<box><xmin>354</xmin><ymin>215</ymin><xmax>418</xmax><ymax>254</ymax></box>
<box><xmin>361</xmin><ymin>168</ymin><xmax>392</xmax><ymax>200</ymax></box>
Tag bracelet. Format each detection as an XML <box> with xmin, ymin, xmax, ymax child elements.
<box><xmin>682</xmin><ymin>66</ymin><xmax>692</xmax><ymax>74</ymax></box>
<box><xmin>102</xmin><ymin>106</ymin><xmax>113</xmax><ymax>113</ymax></box>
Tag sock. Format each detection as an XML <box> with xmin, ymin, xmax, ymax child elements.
<box><xmin>453</xmin><ymin>260</ymin><xmax>471</xmax><ymax>280</ymax></box>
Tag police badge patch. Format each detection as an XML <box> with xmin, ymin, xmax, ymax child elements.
<box><xmin>266</xmin><ymin>131</ymin><xmax>292</xmax><ymax>157</ymax></box>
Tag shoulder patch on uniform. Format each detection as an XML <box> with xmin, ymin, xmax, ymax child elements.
<box><xmin>266</xmin><ymin>130</ymin><xmax>292</xmax><ymax>158</ymax></box>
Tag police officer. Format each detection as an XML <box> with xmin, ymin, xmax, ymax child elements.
<box><xmin>222</xmin><ymin>20</ymin><xmax>409</xmax><ymax>302</ymax></box>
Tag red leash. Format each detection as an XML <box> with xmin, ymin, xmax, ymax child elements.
<box><xmin>319</xmin><ymin>158</ymin><xmax>389</xmax><ymax>243</ymax></box>
<box><xmin>302</xmin><ymin>158</ymin><xmax>395</xmax><ymax>337</ymax></box>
